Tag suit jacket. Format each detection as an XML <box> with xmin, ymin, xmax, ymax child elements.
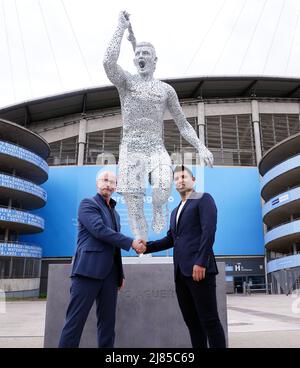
<box><xmin>145</xmin><ymin>192</ymin><xmax>218</xmax><ymax>278</ymax></box>
<box><xmin>71</xmin><ymin>193</ymin><xmax>133</xmax><ymax>286</ymax></box>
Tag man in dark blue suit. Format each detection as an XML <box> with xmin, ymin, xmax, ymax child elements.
<box><xmin>144</xmin><ymin>165</ymin><xmax>226</xmax><ymax>348</ymax></box>
<box><xmin>58</xmin><ymin>170</ymin><xmax>145</xmax><ymax>348</ymax></box>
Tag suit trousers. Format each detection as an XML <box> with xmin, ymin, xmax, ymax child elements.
<box><xmin>175</xmin><ymin>268</ymin><xmax>226</xmax><ymax>348</ymax></box>
<box><xmin>58</xmin><ymin>262</ymin><xmax>118</xmax><ymax>348</ymax></box>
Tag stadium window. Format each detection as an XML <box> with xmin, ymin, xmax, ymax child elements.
<box><xmin>84</xmin><ymin>128</ymin><xmax>122</xmax><ymax>165</ymax></box>
<box><xmin>33</xmin><ymin>259</ymin><xmax>41</xmax><ymax>278</ymax></box>
<box><xmin>0</xmin><ymin>257</ymin><xmax>11</xmax><ymax>278</ymax></box>
<box><xmin>205</xmin><ymin>114</ymin><xmax>256</xmax><ymax>166</ymax></box>
<box><xmin>260</xmin><ymin>114</ymin><xmax>300</xmax><ymax>154</ymax></box>
<box><xmin>48</xmin><ymin>137</ymin><xmax>78</xmax><ymax>166</ymax></box>
<box><xmin>24</xmin><ymin>258</ymin><xmax>41</xmax><ymax>278</ymax></box>
<box><xmin>10</xmin><ymin>257</ymin><xmax>25</xmax><ymax>279</ymax></box>
<box><xmin>0</xmin><ymin>229</ymin><xmax>5</xmax><ymax>241</ymax></box>
<box><xmin>164</xmin><ymin>117</ymin><xmax>199</xmax><ymax>165</ymax></box>
<box><xmin>24</xmin><ymin>258</ymin><xmax>34</xmax><ymax>278</ymax></box>
<box><xmin>61</xmin><ymin>137</ymin><xmax>78</xmax><ymax>165</ymax></box>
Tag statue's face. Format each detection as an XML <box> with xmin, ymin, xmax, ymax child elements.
<box><xmin>134</xmin><ymin>46</ymin><xmax>157</xmax><ymax>75</ymax></box>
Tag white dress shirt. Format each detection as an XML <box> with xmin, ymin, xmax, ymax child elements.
<box><xmin>176</xmin><ymin>200</ymin><xmax>187</xmax><ymax>226</ymax></box>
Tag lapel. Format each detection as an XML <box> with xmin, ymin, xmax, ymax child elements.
<box><xmin>92</xmin><ymin>194</ymin><xmax>118</xmax><ymax>230</ymax></box>
<box><xmin>176</xmin><ymin>199</ymin><xmax>192</xmax><ymax>233</ymax></box>
<box><xmin>93</xmin><ymin>194</ymin><xmax>108</xmax><ymax>215</ymax></box>
<box><xmin>175</xmin><ymin>191</ymin><xmax>203</xmax><ymax>233</ymax></box>
<box><xmin>171</xmin><ymin>205</ymin><xmax>180</xmax><ymax>231</ymax></box>
<box><xmin>113</xmin><ymin>210</ymin><xmax>121</xmax><ymax>232</ymax></box>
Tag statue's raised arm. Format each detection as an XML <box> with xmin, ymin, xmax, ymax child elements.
<box><xmin>103</xmin><ymin>11</ymin><xmax>131</xmax><ymax>88</ymax></box>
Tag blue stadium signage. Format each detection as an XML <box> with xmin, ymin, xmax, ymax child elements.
<box><xmin>272</xmin><ymin>193</ymin><xmax>289</xmax><ymax>206</ymax></box>
<box><xmin>0</xmin><ymin>173</ymin><xmax>47</xmax><ymax>201</ymax></box>
<box><xmin>0</xmin><ymin>140</ymin><xmax>48</xmax><ymax>174</ymax></box>
<box><xmin>0</xmin><ymin>208</ymin><xmax>44</xmax><ymax>229</ymax></box>
<box><xmin>0</xmin><ymin>243</ymin><xmax>42</xmax><ymax>258</ymax></box>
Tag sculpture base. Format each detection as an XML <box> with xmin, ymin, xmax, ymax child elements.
<box><xmin>44</xmin><ymin>258</ymin><xmax>228</xmax><ymax>348</ymax></box>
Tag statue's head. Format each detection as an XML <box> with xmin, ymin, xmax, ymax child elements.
<box><xmin>134</xmin><ymin>42</ymin><xmax>157</xmax><ymax>75</ymax></box>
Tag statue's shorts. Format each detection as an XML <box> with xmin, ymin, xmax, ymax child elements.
<box><xmin>117</xmin><ymin>144</ymin><xmax>172</xmax><ymax>194</ymax></box>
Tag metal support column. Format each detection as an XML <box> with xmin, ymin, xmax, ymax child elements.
<box><xmin>197</xmin><ymin>102</ymin><xmax>205</xmax><ymax>167</ymax></box>
<box><xmin>78</xmin><ymin>119</ymin><xmax>87</xmax><ymax>166</ymax></box>
<box><xmin>251</xmin><ymin>100</ymin><xmax>262</xmax><ymax>163</ymax></box>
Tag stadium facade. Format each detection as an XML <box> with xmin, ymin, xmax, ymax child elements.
<box><xmin>1</xmin><ymin>75</ymin><xmax>300</xmax><ymax>295</ymax></box>
<box><xmin>260</xmin><ymin>133</ymin><xmax>300</xmax><ymax>294</ymax></box>
<box><xmin>0</xmin><ymin>119</ymin><xmax>49</xmax><ymax>297</ymax></box>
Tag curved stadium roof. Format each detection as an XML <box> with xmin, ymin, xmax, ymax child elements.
<box><xmin>1</xmin><ymin>75</ymin><xmax>300</xmax><ymax>126</ymax></box>
<box><xmin>0</xmin><ymin>119</ymin><xmax>50</xmax><ymax>159</ymax></box>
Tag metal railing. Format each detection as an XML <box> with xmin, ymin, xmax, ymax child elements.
<box><xmin>243</xmin><ymin>282</ymin><xmax>273</xmax><ymax>295</ymax></box>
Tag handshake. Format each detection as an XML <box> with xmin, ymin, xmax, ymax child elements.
<box><xmin>131</xmin><ymin>239</ymin><xmax>147</xmax><ymax>254</ymax></box>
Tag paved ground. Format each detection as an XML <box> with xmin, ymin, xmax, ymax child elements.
<box><xmin>0</xmin><ymin>299</ymin><xmax>45</xmax><ymax>348</ymax></box>
<box><xmin>227</xmin><ymin>294</ymin><xmax>300</xmax><ymax>348</ymax></box>
<box><xmin>1</xmin><ymin>294</ymin><xmax>300</xmax><ymax>348</ymax></box>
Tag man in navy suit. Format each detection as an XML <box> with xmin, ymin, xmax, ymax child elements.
<box><xmin>58</xmin><ymin>170</ymin><xmax>145</xmax><ymax>348</ymax></box>
<box><xmin>143</xmin><ymin>165</ymin><xmax>226</xmax><ymax>348</ymax></box>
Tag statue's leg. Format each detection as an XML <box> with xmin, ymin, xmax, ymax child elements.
<box><xmin>123</xmin><ymin>193</ymin><xmax>148</xmax><ymax>241</ymax></box>
<box><xmin>150</xmin><ymin>164</ymin><xmax>173</xmax><ymax>233</ymax></box>
<box><xmin>118</xmin><ymin>148</ymin><xmax>148</xmax><ymax>241</ymax></box>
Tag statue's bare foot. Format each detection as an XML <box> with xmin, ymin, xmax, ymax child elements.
<box><xmin>152</xmin><ymin>207</ymin><xmax>165</xmax><ymax>233</ymax></box>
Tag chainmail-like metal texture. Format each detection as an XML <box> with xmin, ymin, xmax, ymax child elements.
<box><xmin>103</xmin><ymin>12</ymin><xmax>213</xmax><ymax>240</ymax></box>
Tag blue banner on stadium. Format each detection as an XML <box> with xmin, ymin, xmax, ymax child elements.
<box><xmin>0</xmin><ymin>243</ymin><xmax>42</xmax><ymax>258</ymax></box>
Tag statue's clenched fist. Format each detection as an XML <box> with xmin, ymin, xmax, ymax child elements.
<box><xmin>118</xmin><ymin>10</ymin><xmax>130</xmax><ymax>30</ymax></box>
